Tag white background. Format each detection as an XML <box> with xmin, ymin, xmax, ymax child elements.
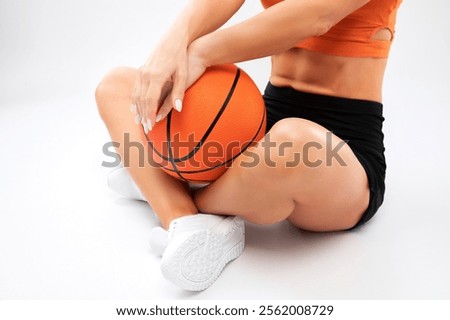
<box><xmin>1</xmin><ymin>0</ymin><xmax>450</xmax><ymax>299</ymax></box>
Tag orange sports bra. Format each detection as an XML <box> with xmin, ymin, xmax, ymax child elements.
<box><xmin>261</xmin><ymin>0</ymin><xmax>403</xmax><ymax>58</ymax></box>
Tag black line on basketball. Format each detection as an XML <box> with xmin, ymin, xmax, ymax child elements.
<box><xmin>165</xmin><ymin>111</ymin><xmax>186</xmax><ymax>181</ymax></box>
<box><xmin>157</xmin><ymin>109</ymin><xmax>266</xmax><ymax>175</ymax></box>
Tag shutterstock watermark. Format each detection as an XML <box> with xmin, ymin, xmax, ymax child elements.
<box><xmin>101</xmin><ymin>131</ymin><xmax>348</xmax><ymax>169</ymax></box>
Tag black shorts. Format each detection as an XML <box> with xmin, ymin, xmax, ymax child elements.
<box><xmin>263</xmin><ymin>82</ymin><xmax>386</xmax><ymax>229</ymax></box>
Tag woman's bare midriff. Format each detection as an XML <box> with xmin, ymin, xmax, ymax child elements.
<box><xmin>270</xmin><ymin>48</ymin><xmax>388</xmax><ymax>103</ymax></box>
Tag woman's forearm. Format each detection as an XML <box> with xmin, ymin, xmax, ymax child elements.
<box><xmin>193</xmin><ymin>0</ymin><xmax>369</xmax><ymax>66</ymax></box>
<box><xmin>161</xmin><ymin>0</ymin><xmax>245</xmax><ymax>46</ymax></box>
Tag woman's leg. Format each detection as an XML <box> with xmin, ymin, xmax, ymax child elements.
<box><xmin>96</xmin><ymin>67</ymin><xmax>247</xmax><ymax>292</ymax></box>
<box><xmin>95</xmin><ymin>67</ymin><xmax>197</xmax><ymax>229</ymax></box>
<box><xmin>194</xmin><ymin>117</ymin><xmax>370</xmax><ymax>232</ymax></box>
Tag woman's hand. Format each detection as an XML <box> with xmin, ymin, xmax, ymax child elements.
<box><xmin>131</xmin><ymin>40</ymin><xmax>189</xmax><ymax>133</ymax></box>
<box><xmin>131</xmin><ymin>39</ymin><xmax>207</xmax><ymax>133</ymax></box>
<box><xmin>152</xmin><ymin>43</ymin><xmax>207</xmax><ymax>123</ymax></box>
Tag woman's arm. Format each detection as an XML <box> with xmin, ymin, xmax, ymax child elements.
<box><xmin>191</xmin><ymin>0</ymin><xmax>370</xmax><ymax>66</ymax></box>
<box><xmin>133</xmin><ymin>0</ymin><xmax>245</xmax><ymax>132</ymax></box>
<box><xmin>162</xmin><ymin>0</ymin><xmax>246</xmax><ymax>47</ymax></box>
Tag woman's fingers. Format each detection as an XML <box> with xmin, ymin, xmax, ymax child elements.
<box><xmin>153</xmin><ymin>69</ymin><xmax>186</xmax><ymax>123</ymax></box>
<box><xmin>135</xmin><ymin>66</ymin><xmax>149</xmax><ymax>132</ymax></box>
<box><xmin>155</xmin><ymin>98</ymin><xmax>173</xmax><ymax>123</ymax></box>
<box><xmin>142</xmin><ymin>78</ymin><xmax>165</xmax><ymax>134</ymax></box>
<box><xmin>136</xmin><ymin>66</ymin><xmax>155</xmax><ymax>134</ymax></box>
<box><xmin>131</xmin><ymin>74</ymin><xmax>141</xmax><ymax>124</ymax></box>
<box><xmin>171</xmin><ymin>67</ymin><xmax>187</xmax><ymax>113</ymax></box>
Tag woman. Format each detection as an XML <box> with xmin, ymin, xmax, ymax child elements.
<box><xmin>95</xmin><ymin>0</ymin><xmax>402</xmax><ymax>291</ymax></box>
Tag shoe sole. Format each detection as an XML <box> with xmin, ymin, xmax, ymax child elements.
<box><xmin>160</xmin><ymin>217</ymin><xmax>245</xmax><ymax>291</ymax></box>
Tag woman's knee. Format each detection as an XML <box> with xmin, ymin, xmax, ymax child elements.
<box><xmin>236</xmin><ymin>118</ymin><xmax>316</xmax><ymax>188</ymax></box>
<box><xmin>260</xmin><ymin>118</ymin><xmax>326</xmax><ymax>173</ymax></box>
<box><xmin>95</xmin><ymin>66</ymin><xmax>136</xmax><ymax>120</ymax></box>
<box><xmin>268</xmin><ymin>118</ymin><xmax>324</xmax><ymax>146</ymax></box>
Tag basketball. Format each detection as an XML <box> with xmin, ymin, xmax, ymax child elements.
<box><xmin>145</xmin><ymin>64</ymin><xmax>266</xmax><ymax>183</ymax></box>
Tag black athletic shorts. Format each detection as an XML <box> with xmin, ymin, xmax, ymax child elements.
<box><xmin>263</xmin><ymin>82</ymin><xmax>386</xmax><ymax>229</ymax></box>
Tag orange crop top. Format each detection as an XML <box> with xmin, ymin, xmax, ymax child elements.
<box><xmin>261</xmin><ymin>0</ymin><xmax>403</xmax><ymax>58</ymax></box>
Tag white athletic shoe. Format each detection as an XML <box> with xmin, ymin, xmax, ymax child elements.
<box><xmin>107</xmin><ymin>166</ymin><xmax>146</xmax><ymax>201</ymax></box>
<box><xmin>160</xmin><ymin>214</ymin><xmax>245</xmax><ymax>291</ymax></box>
<box><xmin>107</xmin><ymin>166</ymin><xmax>210</xmax><ymax>201</ymax></box>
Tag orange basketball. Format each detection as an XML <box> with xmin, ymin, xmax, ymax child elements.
<box><xmin>145</xmin><ymin>64</ymin><xmax>266</xmax><ymax>183</ymax></box>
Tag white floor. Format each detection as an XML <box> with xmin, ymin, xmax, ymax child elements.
<box><xmin>1</xmin><ymin>0</ymin><xmax>450</xmax><ymax>300</ymax></box>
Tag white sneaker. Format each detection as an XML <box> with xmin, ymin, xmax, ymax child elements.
<box><xmin>160</xmin><ymin>214</ymin><xmax>245</xmax><ymax>291</ymax></box>
<box><xmin>107</xmin><ymin>166</ymin><xmax>210</xmax><ymax>201</ymax></box>
<box><xmin>107</xmin><ymin>166</ymin><xmax>146</xmax><ymax>201</ymax></box>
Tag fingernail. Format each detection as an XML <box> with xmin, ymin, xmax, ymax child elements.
<box><xmin>130</xmin><ymin>104</ymin><xmax>137</xmax><ymax>114</ymax></box>
<box><xmin>155</xmin><ymin>114</ymin><xmax>162</xmax><ymax>122</ymax></box>
<box><xmin>134</xmin><ymin>114</ymin><xmax>141</xmax><ymax>125</ymax></box>
<box><xmin>141</xmin><ymin>118</ymin><xmax>145</xmax><ymax>126</ymax></box>
<box><xmin>146</xmin><ymin>119</ymin><xmax>152</xmax><ymax>131</ymax></box>
<box><xmin>175</xmin><ymin>99</ymin><xmax>182</xmax><ymax>112</ymax></box>
<box><xmin>143</xmin><ymin>122</ymin><xmax>149</xmax><ymax>134</ymax></box>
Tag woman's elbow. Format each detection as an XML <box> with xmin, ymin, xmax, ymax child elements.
<box><xmin>313</xmin><ymin>16</ymin><xmax>334</xmax><ymax>37</ymax></box>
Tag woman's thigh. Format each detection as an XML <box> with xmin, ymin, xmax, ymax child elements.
<box><xmin>194</xmin><ymin>117</ymin><xmax>370</xmax><ymax>231</ymax></box>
